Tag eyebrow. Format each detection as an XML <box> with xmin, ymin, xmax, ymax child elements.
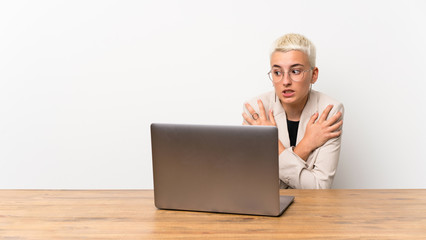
<box><xmin>272</xmin><ymin>64</ymin><xmax>305</xmax><ymax>69</ymax></box>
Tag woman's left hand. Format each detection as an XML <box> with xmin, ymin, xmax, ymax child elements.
<box><xmin>243</xmin><ymin>99</ymin><xmax>285</xmax><ymax>154</ymax></box>
<box><xmin>242</xmin><ymin>99</ymin><xmax>277</xmax><ymax>127</ymax></box>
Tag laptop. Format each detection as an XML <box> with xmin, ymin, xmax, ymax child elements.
<box><xmin>150</xmin><ymin>123</ymin><xmax>294</xmax><ymax>217</ymax></box>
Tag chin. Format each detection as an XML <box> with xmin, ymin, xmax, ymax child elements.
<box><xmin>280</xmin><ymin>96</ymin><xmax>306</xmax><ymax>107</ymax></box>
<box><xmin>278</xmin><ymin>97</ymin><xmax>295</xmax><ymax>104</ymax></box>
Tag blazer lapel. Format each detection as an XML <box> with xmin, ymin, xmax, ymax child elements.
<box><xmin>272</xmin><ymin>90</ymin><xmax>319</xmax><ymax>148</ymax></box>
<box><xmin>272</xmin><ymin>98</ymin><xmax>290</xmax><ymax>148</ymax></box>
<box><xmin>296</xmin><ymin>90</ymin><xmax>318</xmax><ymax>145</ymax></box>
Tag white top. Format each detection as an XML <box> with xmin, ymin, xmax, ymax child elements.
<box><xmin>244</xmin><ymin>90</ymin><xmax>344</xmax><ymax>189</ymax></box>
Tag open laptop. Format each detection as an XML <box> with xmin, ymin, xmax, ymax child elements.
<box><xmin>150</xmin><ymin>123</ymin><xmax>294</xmax><ymax>217</ymax></box>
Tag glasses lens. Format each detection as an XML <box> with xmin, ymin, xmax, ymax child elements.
<box><xmin>289</xmin><ymin>69</ymin><xmax>304</xmax><ymax>82</ymax></box>
<box><xmin>268</xmin><ymin>72</ymin><xmax>275</xmax><ymax>82</ymax></box>
<box><xmin>268</xmin><ymin>70</ymin><xmax>282</xmax><ymax>83</ymax></box>
<box><xmin>269</xmin><ymin>68</ymin><xmax>310</xmax><ymax>82</ymax></box>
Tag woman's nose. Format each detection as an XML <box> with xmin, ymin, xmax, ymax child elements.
<box><xmin>282</xmin><ymin>73</ymin><xmax>292</xmax><ymax>86</ymax></box>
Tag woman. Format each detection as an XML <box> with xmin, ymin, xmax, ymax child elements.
<box><xmin>243</xmin><ymin>33</ymin><xmax>344</xmax><ymax>189</ymax></box>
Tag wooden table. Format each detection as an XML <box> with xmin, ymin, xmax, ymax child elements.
<box><xmin>0</xmin><ymin>189</ymin><xmax>425</xmax><ymax>239</ymax></box>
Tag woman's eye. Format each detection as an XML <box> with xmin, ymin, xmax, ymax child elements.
<box><xmin>291</xmin><ymin>69</ymin><xmax>301</xmax><ymax>75</ymax></box>
<box><xmin>274</xmin><ymin>71</ymin><xmax>282</xmax><ymax>76</ymax></box>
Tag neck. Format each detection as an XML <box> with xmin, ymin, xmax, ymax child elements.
<box><xmin>282</xmin><ymin>94</ymin><xmax>309</xmax><ymax>121</ymax></box>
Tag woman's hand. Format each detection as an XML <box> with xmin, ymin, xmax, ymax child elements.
<box><xmin>242</xmin><ymin>99</ymin><xmax>276</xmax><ymax>126</ymax></box>
<box><xmin>242</xmin><ymin>100</ymin><xmax>285</xmax><ymax>154</ymax></box>
<box><xmin>294</xmin><ymin>104</ymin><xmax>343</xmax><ymax>160</ymax></box>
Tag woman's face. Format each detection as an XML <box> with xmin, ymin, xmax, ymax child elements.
<box><xmin>270</xmin><ymin>50</ymin><xmax>318</xmax><ymax>108</ymax></box>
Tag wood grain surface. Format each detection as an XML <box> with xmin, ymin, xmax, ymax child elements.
<box><xmin>0</xmin><ymin>189</ymin><xmax>425</xmax><ymax>239</ymax></box>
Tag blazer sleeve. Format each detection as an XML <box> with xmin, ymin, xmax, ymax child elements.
<box><xmin>279</xmin><ymin>103</ymin><xmax>344</xmax><ymax>189</ymax></box>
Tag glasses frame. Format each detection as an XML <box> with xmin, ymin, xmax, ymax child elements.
<box><xmin>268</xmin><ymin>67</ymin><xmax>314</xmax><ymax>83</ymax></box>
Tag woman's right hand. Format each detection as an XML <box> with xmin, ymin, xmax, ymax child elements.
<box><xmin>294</xmin><ymin>105</ymin><xmax>343</xmax><ymax>160</ymax></box>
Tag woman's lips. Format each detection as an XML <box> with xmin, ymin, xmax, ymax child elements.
<box><xmin>282</xmin><ymin>89</ymin><xmax>295</xmax><ymax>97</ymax></box>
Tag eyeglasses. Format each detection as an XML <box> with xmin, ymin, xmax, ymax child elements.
<box><xmin>268</xmin><ymin>67</ymin><xmax>314</xmax><ymax>83</ymax></box>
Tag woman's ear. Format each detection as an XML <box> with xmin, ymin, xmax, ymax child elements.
<box><xmin>311</xmin><ymin>67</ymin><xmax>319</xmax><ymax>84</ymax></box>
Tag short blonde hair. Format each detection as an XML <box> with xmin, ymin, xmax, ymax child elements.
<box><xmin>271</xmin><ymin>33</ymin><xmax>316</xmax><ymax>67</ymax></box>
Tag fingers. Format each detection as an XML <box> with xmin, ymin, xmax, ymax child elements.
<box><xmin>245</xmin><ymin>100</ymin><xmax>267</xmax><ymax>120</ymax></box>
<box><xmin>319</xmin><ymin>105</ymin><xmax>333</xmax><ymax>123</ymax></box>
<box><xmin>269</xmin><ymin>110</ymin><xmax>276</xmax><ymax>126</ymax></box>
<box><xmin>328</xmin><ymin>130</ymin><xmax>342</xmax><ymax>139</ymax></box>
<box><xmin>326</xmin><ymin>111</ymin><xmax>342</xmax><ymax>126</ymax></box>
<box><xmin>308</xmin><ymin>112</ymin><xmax>319</xmax><ymax>125</ymax></box>
<box><xmin>243</xmin><ymin>100</ymin><xmax>275</xmax><ymax>126</ymax></box>
<box><xmin>244</xmin><ymin>103</ymin><xmax>259</xmax><ymax>122</ymax></box>
<box><xmin>257</xmin><ymin>99</ymin><xmax>267</xmax><ymax>120</ymax></box>
<box><xmin>242</xmin><ymin>112</ymin><xmax>255</xmax><ymax>125</ymax></box>
<box><xmin>244</xmin><ymin>103</ymin><xmax>257</xmax><ymax>116</ymax></box>
<box><xmin>328</xmin><ymin>119</ymin><xmax>343</xmax><ymax>132</ymax></box>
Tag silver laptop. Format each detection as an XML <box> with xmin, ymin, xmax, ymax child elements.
<box><xmin>150</xmin><ymin>123</ymin><xmax>294</xmax><ymax>217</ymax></box>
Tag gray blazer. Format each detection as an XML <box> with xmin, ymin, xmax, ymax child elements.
<box><xmin>244</xmin><ymin>90</ymin><xmax>344</xmax><ymax>189</ymax></box>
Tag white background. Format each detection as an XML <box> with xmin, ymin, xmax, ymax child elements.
<box><xmin>1</xmin><ymin>0</ymin><xmax>425</xmax><ymax>189</ymax></box>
